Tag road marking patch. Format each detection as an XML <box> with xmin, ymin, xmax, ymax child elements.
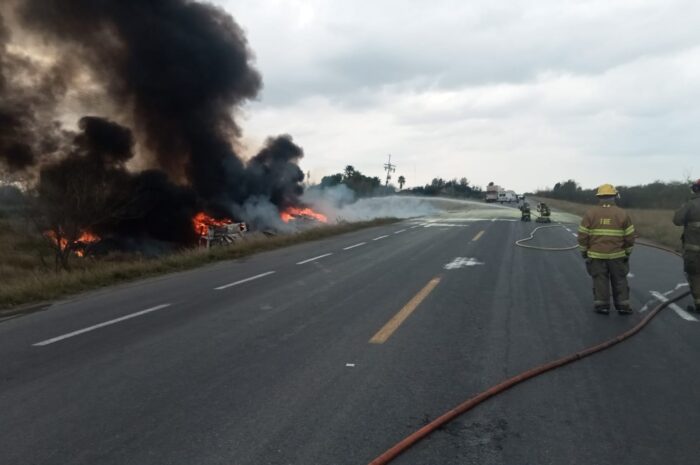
<box><xmin>373</xmin><ymin>235</ymin><xmax>389</xmax><ymax>241</ymax></box>
<box><xmin>394</xmin><ymin>229</ymin><xmax>406</xmax><ymax>234</ymax></box>
<box><xmin>33</xmin><ymin>303</ymin><xmax>172</xmax><ymax>346</ymax></box>
<box><xmin>343</xmin><ymin>242</ymin><xmax>366</xmax><ymax>250</ymax></box>
<box><xmin>421</xmin><ymin>223</ymin><xmax>469</xmax><ymax>228</ymax></box>
<box><xmin>370</xmin><ymin>277</ymin><xmax>441</xmax><ymax>344</ymax></box>
<box><xmin>472</xmin><ymin>230</ymin><xmax>485</xmax><ymax>241</ymax></box>
<box><xmin>296</xmin><ymin>253</ymin><xmax>333</xmax><ymax>265</ymax></box>
<box><xmin>650</xmin><ymin>291</ymin><xmax>698</xmax><ymax>322</ymax></box>
<box><xmin>215</xmin><ymin>271</ymin><xmax>276</xmax><ymax>290</ymax></box>
<box><xmin>444</xmin><ymin>257</ymin><xmax>484</xmax><ymax>269</ymax></box>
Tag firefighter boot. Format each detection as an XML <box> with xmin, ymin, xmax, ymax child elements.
<box><xmin>594</xmin><ymin>305</ymin><xmax>610</xmax><ymax>315</ymax></box>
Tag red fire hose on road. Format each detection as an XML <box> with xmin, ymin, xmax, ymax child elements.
<box><xmin>367</xmin><ymin>237</ymin><xmax>691</xmax><ymax>465</ymax></box>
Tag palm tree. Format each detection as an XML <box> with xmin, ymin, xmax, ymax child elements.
<box><xmin>398</xmin><ymin>175</ymin><xmax>406</xmax><ymax>190</ymax></box>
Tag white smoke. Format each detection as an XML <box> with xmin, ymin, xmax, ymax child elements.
<box><xmin>302</xmin><ymin>185</ymin><xmax>440</xmax><ymax>222</ymax></box>
<box><xmin>233</xmin><ymin>196</ymin><xmax>291</xmax><ymax>231</ymax></box>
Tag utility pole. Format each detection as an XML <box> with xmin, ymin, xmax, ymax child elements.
<box><xmin>383</xmin><ymin>154</ymin><xmax>396</xmax><ymax>186</ymax></box>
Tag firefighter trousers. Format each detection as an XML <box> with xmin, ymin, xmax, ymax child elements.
<box><xmin>586</xmin><ymin>258</ymin><xmax>630</xmax><ymax>310</ymax></box>
<box><xmin>683</xmin><ymin>251</ymin><xmax>700</xmax><ymax>307</ymax></box>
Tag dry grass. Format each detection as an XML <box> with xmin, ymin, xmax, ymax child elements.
<box><xmin>0</xmin><ymin>215</ymin><xmax>398</xmax><ymax>312</ymax></box>
<box><xmin>535</xmin><ymin>197</ymin><xmax>683</xmax><ymax>251</ymax></box>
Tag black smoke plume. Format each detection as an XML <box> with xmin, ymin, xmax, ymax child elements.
<box><xmin>0</xmin><ymin>0</ymin><xmax>310</xmax><ymax>246</ymax></box>
<box><xmin>0</xmin><ymin>10</ymin><xmax>67</xmax><ymax>171</ymax></box>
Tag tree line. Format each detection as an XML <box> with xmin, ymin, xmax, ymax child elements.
<box><xmin>537</xmin><ymin>179</ymin><xmax>693</xmax><ymax>209</ymax></box>
<box><xmin>319</xmin><ymin>167</ymin><xmax>483</xmax><ymax>200</ymax></box>
<box><xmin>320</xmin><ymin>166</ymin><xmax>395</xmax><ymax>197</ymax></box>
<box><xmin>405</xmin><ymin>177</ymin><xmax>483</xmax><ymax>199</ymax></box>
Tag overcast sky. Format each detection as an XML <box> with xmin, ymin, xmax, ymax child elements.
<box><xmin>217</xmin><ymin>0</ymin><xmax>700</xmax><ymax>192</ymax></box>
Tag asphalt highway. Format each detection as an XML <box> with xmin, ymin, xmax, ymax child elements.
<box><xmin>1</xmin><ymin>206</ymin><xmax>698</xmax><ymax>465</ymax></box>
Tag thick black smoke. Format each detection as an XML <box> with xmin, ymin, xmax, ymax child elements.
<box><xmin>38</xmin><ymin>116</ymin><xmax>200</xmax><ymax>248</ymax></box>
<box><xmin>247</xmin><ymin>135</ymin><xmax>305</xmax><ymax>209</ymax></box>
<box><xmin>1</xmin><ymin>0</ymin><xmax>309</xmax><ymax>245</ymax></box>
<box><xmin>0</xmin><ymin>11</ymin><xmax>66</xmax><ymax>171</ymax></box>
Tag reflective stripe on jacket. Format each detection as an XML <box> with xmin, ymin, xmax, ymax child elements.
<box><xmin>578</xmin><ymin>202</ymin><xmax>635</xmax><ymax>259</ymax></box>
<box><xmin>673</xmin><ymin>194</ymin><xmax>700</xmax><ymax>251</ymax></box>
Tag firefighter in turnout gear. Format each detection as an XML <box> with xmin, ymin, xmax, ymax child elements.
<box><xmin>578</xmin><ymin>184</ymin><xmax>635</xmax><ymax>314</ymax></box>
<box><xmin>673</xmin><ymin>179</ymin><xmax>700</xmax><ymax>313</ymax></box>
<box><xmin>520</xmin><ymin>202</ymin><xmax>531</xmax><ymax>222</ymax></box>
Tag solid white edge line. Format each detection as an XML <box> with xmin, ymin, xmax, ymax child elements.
<box><xmin>33</xmin><ymin>303</ymin><xmax>172</xmax><ymax>346</ymax></box>
<box><xmin>215</xmin><ymin>271</ymin><xmax>276</xmax><ymax>290</ymax></box>
<box><xmin>296</xmin><ymin>253</ymin><xmax>333</xmax><ymax>265</ymax></box>
<box><xmin>650</xmin><ymin>291</ymin><xmax>698</xmax><ymax>322</ymax></box>
<box><xmin>343</xmin><ymin>242</ymin><xmax>366</xmax><ymax>250</ymax></box>
<box><xmin>373</xmin><ymin>235</ymin><xmax>389</xmax><ymax>241</ymax></box>
<box><xmin>394</xmin><ymin>229</ymin><xmax>407</xmax><ymax>234</ymax></box>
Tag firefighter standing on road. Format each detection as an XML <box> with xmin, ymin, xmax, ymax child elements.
<box><xmin>673</xmin><ymin>179</ymin><xmax>700</xmax><ymax>313</ymax></box>
<box><xmin>578</xmin><ymin>184</ymin><xmax>635</xmax><ymax>314</ymax></box>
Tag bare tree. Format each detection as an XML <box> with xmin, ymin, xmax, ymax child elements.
<box><xmin>31</xmin><ymin>157</ymin><xmax>134</xmax><ymax>271</ymax></box>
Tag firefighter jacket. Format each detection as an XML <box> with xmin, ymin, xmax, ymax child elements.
<box><xmin>578</xmin><ymin>202</ymin><xmax>635</xmax><ymax>259</ymax></box>
<box><xmin>673</xmin><ymin>193</ymin><xmax>700</xmax><ymax>252</ymax></box>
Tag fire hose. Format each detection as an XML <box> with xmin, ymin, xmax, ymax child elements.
<box><xmin>367</xmin><ymin>225</ymin><xmax>690</xmax><ymax>465</ymax></box>
<box><xmin>514</xmin><ymin>224</ymin><xmax>579</xmax><ymax>251</ymax></box>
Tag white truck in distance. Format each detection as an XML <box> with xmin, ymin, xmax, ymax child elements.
<box><xmin>497</xmin><ymin>190</ymin><xmax>517</xmax><ymax>203</ymax></box>
<box><xmin>485</xmin><ymin>182</ymin><xmax>500</xmax><ymax>203</ymax></box>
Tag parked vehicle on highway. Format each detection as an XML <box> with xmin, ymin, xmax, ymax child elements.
<box><xmin>498</xmin><ymin>190</ymin><xmax>517</xmax><ymax>203</ymax></box>
<box><xmin>485</xmin><ymin>182</ymin><xmax>500</xmax><ymax>203</ymax></box>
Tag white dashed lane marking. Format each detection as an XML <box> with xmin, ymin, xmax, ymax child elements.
<box><xmin>296</xmin><ymin>253</ymin><xmax>333</xmax><ymax>265</ymax></box>
<box><xmin>34</xmin><ymin>303</ymin><xmax>173</xmax><ymax>346</ymax></box>
<box><xmin>215</xmin><ymin>271</ymin><xmax>276</xmax><ymax>290</ymax></box>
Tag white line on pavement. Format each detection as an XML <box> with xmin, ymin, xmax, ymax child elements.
<box><xmin>410</xmin><ymin>225</ymin><xmax>421</xmax><ymax>229</ymax></box>
<box><xmin>373</xmin><ymin>235</ymin><xmax>389</xmax><ymax>241</ymax></box>
<box><xmin>394</xmin><ymin>229</ymin><xmax>406</xmax><ymax>234</ymax></box>
<box><xmin>215</xmin><ymin>271</ymin><xmax>276</xmax><ymax>290</ymax></box>
<box><xmin>571</xmin><ymin>233</ymin><xmax>578</xmax><ymax>238</ymax></box>
<box><xmin>663</xmin><ymin>283</ymin><xmax>689</xmax><ymax>296</ymax></box>
<box><xmin>33</xmin><ymin>303</ymin><xmax>172</xmax><ymax>346</ymax></box>
<box><xmin>343</xmin><ymin>242</ymin><xmax>366</xmax><ymax>250</ymax></box>
<box><xmin>296</xmin><ymin>253</ymin><xmax>333</xmax><ymax>265</ymax></box>
<box><xmin>650</xmin><ymin>291</ymin><xmax>698</xmax><ymax>322</ymax></box>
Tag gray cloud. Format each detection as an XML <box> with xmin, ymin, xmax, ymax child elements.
<box><xmin>220</xmin><ymin>0</ymin><xmax>700</xmax><ymax>190</ymax></box>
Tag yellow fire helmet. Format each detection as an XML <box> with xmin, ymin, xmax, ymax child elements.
<box><xmin>596</xmin><ymin>184</ymin><xmax>618</xmax><ymax>197</ymax></box>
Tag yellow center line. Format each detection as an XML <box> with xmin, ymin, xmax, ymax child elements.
<box><xmin>472</xmin><ymin>230</ymin><xmax>485</xmax><ymax>241</ymax></box>
<box><xmin>369</xmin><ymin>276</ymin><xmax>442</xmax><ymax>344</ymax></box>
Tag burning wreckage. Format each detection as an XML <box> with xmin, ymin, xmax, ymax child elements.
<box><xmin>0</xmin><ymin>0</ymin><xmax>328</xmax><ymax>260</ymax></box>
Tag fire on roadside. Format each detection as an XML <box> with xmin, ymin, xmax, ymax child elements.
<box><xmin>192</xmin><ymin>212</ymin><xmax>233</xmax><ymax>236</ymax></box>
<box><xmin>280</xmin><ymin>206</ymin><xmax>328</xmax><ymax>224</ymax></box>
<box><xmin>44</xmin><ymin>230</ymin><xmax>101</xmax><ymax>257</ymax></box>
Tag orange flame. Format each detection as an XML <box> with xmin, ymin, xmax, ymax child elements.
<box><xmin>44</xmin><ymin>229</ymin><xmax>100</xmax><ymax>257</ymax></box>
<box><xmin>192</xmin><ymin>212</ymin><xmax>233</xmax><ymax>236</ymax></box>
<box><xmin>280</xmin><ymin>206</ymin><xmax>328</xmax><ymax>223</ymax></box>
